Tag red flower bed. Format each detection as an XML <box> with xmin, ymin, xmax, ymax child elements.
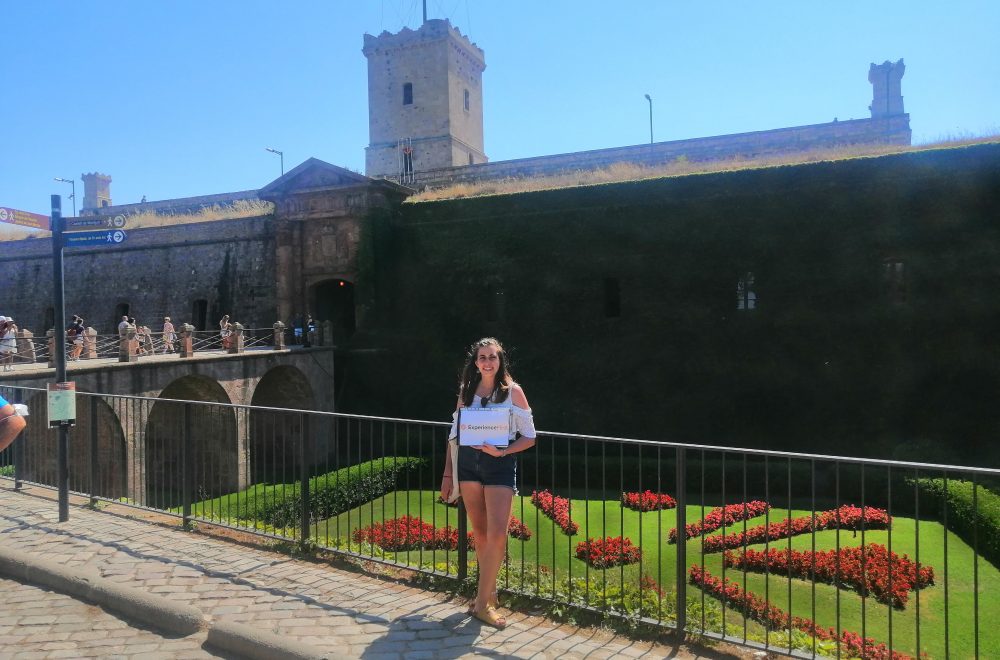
<box><xmin>355</xmin><ymin>515</ymin><xmax>532</xmax><ymax>552</ymax></box>
<box><xmin>690</xmin><ymin>565</ymin><xmax>913</xmax><ymax>660</ymax></box>
<box><xmin>531</xmin><ymin>489</ymin><xmax>579</xmax><ymax>535</ymax></box>
<box><xmin>668</xmin><ymin>501</ymin><xmax>770</xmax><ymax>543</ymax></box>
<box><xmin>575</xmin><ymin>536</ymin><xmax>642</xmax><ymax>568</ymax></box>
<box><xmin>724</xmin><ymin>543</ymin><xmax>933</xmax><ymax>609</ymax></box>
<box><xmin>621</xmin><ymin>490</ymin><xmax>677</xmax><ymax>512</ymax></box>
<box><xmin>352</xmin><ymin>515</ymin><xmax>459</xmax><ymax>551</ymax></box>
<box><xmin>701</xmin><ymin>505</ymin><xmax>891</xmax><ymax>553</ymax></box>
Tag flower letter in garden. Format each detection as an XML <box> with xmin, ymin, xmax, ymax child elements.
<box><xmin>531</xmin><ymin>489</ymin><xmax>579</xmax><ymax>535</ymax></box>
<box><xmin>575</xmin><ymin>536</ymin><xmax>642</xmax><ymax>568</ymax></box>
<box><xmin>621</xmin><ymin>490</ymin><xmax>677</xmax><ymax>512</ymax></box>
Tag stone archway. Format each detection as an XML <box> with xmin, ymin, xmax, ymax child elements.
<box><xmin>309</xmin><ymin>278</ymin><xmax>356</xmax><ymax>341</ymax></box>
<box><xmin>248</xmin><ymin>366</ymin><xmax>316</xmax><ymax>484</ymax></box>
<box><xmin>14</xmin><ymin>391</ymin><xmax>126</xmax><ymax>499</ymax></box>
<box><xmin>145</xmin><ymin>375</ymin><xmax>238</xmax><ymax>509</ymax></box>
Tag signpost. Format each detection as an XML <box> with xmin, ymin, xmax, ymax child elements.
<box><xmin>64</xmin><ymin>214</ymin><xmax>126</xmax><ymax>231</ymax></box>
<box><xmin>63</xmin><ymin>229</ymin><xmax>127</xmax><ymax>248</ymax></box>
<box><xmin>0</xmin><ymin>206</ymin><xmax>51</xmax><ymax>231</ymax></box>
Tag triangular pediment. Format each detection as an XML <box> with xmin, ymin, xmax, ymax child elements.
<box><xmin>259</xmin><ymin>158</ymin><xmax>372</xmax><ymax>197</ymax></box>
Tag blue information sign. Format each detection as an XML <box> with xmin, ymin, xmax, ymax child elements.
<box><xmin>63</xmin><ymin>229</ymin><xmax>128</xmax><ymax>248</ymax></box>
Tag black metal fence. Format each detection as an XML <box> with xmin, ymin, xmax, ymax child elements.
<box><xmin>1</xmin><ymin>384</ymin><xmax>998</xmax><ymax>659</ymax></box>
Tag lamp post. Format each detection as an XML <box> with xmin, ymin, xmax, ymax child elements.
<box><xmin>644</xmin><ymin>94</ymin><xmax>653</xmax><ymax>144</ymax></box>
<box><xmin>54</xmin><ymin>177</ymin><xmax>76</xmax><ymax>216</ymax></box>
<box><xmin>265</xmin><ymin>147</ymin><xmax>284</xmax><ymax>175</ymax></box>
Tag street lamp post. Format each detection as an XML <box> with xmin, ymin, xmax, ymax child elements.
<box><xmin>644</xmin><ymin>94</ymin><xmax>653</xmax><ymax>145</ymax></box>
<box><xmin>54</xmin><ymin>177</ymin><xmax>76</xmax><ymax>216</ymax></box>
<box><xmin>265</xmin><ymin>147</ymin><xmax>284</xmax><ymax>175</ymax></box>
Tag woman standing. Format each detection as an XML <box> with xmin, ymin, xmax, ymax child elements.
<box><xmin>219</xmin><ymin>314</ymin><xmax>232</xmax><ymax>350</ymax></box>
<box><xmin>0</xmin><ymin>317</ymin><xmax>17</xmax><ymax>372</ymax></box>
<box><xmin>162</xmin><ymin>317</ymin><xmax>176</xmax><ymax>353</ymax></box>
<box><xmin>441</xmin><ymin>337</ymin><xmax>536</xmax><ymax>629</ymax></box>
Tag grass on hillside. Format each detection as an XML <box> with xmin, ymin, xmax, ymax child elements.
<box><xmin>311</xmin><ymin>489</ymin><xmax>1000</xmax><ymax>659</ymax></box>
<box><xmin>409</xmin><ymin>134</ymin><xmax>1000</xmax><ymax>202</ymax></box>
<box><xmin>0</xmin><ymin>199</ymin><xmax>274</xmax><ymax>242</ymax></box>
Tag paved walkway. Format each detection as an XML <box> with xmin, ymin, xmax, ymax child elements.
<box><xmin>0</xmin><ymin>484</ymin><xmax>741</xmax><ymax>659</ymax></box>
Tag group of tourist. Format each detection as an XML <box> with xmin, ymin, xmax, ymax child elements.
<box><xmin>0</xmin><ymin>316</ymin><xmax>18</xmax><ymax>371</ymax></box>
<box><xmin>116</xmin><ymin>315</ymin><xmax>179</xmax><ymax>355</ymax></box>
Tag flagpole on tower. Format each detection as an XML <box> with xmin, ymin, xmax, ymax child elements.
<box><xmin>422</xmin><ymin>0</ymin><xmax>427</xmax><ymax>24</ymax></box>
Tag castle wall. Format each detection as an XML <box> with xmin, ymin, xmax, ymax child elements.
<box><xmin>0</xmin><ymin>215</ymin><xmax>277</xmax><ymax>335</ymax></box>
<box><xmin>410</xmin><ymin>114</ymin><xmax>912</xmax><ymax>187</ymax></box>
<box><xmin>349</xmin><ymin>142</ymin><xmax>1000</xmax><ymax>466</ymax></box>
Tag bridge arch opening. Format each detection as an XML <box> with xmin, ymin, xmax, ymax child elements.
<box><xmin>145</xmin><ymin>375</ymin><xmax>238</xmax><ymax>508</ymax></box>
<box><xmin>309</xmin><ymin>278</ymin><xmax>355</xmax><ymax>342</ymax></box>
<box><xmin>13</xmin><ymin>391</ymin><xmax>126</xmax><ymax>499</ymax></box>
<box><xmin>249</xmin><ymin>366</ymin><xmax>316</xmax><ymax>483</ymax></box>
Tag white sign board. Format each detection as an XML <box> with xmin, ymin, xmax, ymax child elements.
<box><xmin>47</xmin><ymin>382</ymin><xmax>76</xmax><ymax>427</ymax></box>
<box><xmin>458</xmin><ymin>408</ymin><xmax>511</xmax><ymax>447</ymax></box>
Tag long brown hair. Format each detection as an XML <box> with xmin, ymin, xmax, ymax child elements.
<box><xmin>458</xmin><ymin>337</ymin><xmax>513</xmax><ymax>407</ymax></box>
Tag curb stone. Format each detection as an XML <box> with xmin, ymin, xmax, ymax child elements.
<box><xmin>0</xmin><ymin>544</ymin><xmax>339</xmax><ymax>658</ymax></box>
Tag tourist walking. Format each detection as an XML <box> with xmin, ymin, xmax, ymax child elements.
<box><xmin>220</xmin><ymin>314</ymin><xmax>232</xmax><ymax>350</ymax></box>
<box><xmin>441</xmin><ymin>337</ymin><xmax>536</xmax><ymax>629</ymax></box>
<box><xmin>67</xmin><ymin>315</ymin><xmax>85</xmax><ymax>361</ymax></box>
<box><xmin>0</xmin><ymin>316</ymin><xmax>17</xmax><ymax>372</ymax></box>
<box><xmin>162</xmin><ymin>317</ymin><xmax>176</xmax><ymax>353</ymax></box>
<box><xmin>131</xmin><ymin>318</ymin><xmax>146</xmax><ymax>355</ymax></box>
<box><xmin>117</xmin><ymin>315</ymin><xmax>131</xmax><ymax>337</ymax></box>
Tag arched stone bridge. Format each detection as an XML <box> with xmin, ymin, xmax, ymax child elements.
<box><xmin>0</xmin><ymin>348</ymin><xmax>336</xmax><ymax>506</ymax></box>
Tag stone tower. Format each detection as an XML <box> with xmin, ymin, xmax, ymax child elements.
<box><xmin>81</xmin><ymin>172</ymin><xmax>113</xmax><ymax>211</ymax></box>
<box><xmin>363</xmin><ymin>19</ymin><xmax>487</xmax><ymax>181</ymax></box>
<box><xmin>869</xmin><ymin>59</ymin><xmax>905</xmax><ymax>118</ymax></box>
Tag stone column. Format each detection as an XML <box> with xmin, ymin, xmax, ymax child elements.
<box><xmin>179</xmin><ymin>324</ymin><xmax>195</xmax><ymax>357</ymax></box>
<box><xmin>84</xmin><ymin>327</ymin><xmax>98</xmax><ymax>359</ymax></box>
<box><xmin>16</xmin><ymin>329</ymin><xmax>36</xmax><ymax>365</ymax></box>
<box><xmin>273</xmin><ymin>321</ymin><xmax>286</xmax><ymax>350</ymax></box>
<box><xmin>46</xmin><ymin>329</ymin><xmax>56</xmax><ymax>368</ymax></box>
<box><xmin>119</xmin><ymin>325</ymin><xmax>137</xmax><ymax>363</ymax></box>
<box><xmin>228</xmin><ymin>322</ymin><xmax>245</xmax><ymax>354</ymax></box>
<box><xmin>321</xmin><ymin>320</ymin><xmax>333</xmax><ymax>347</ymax></box>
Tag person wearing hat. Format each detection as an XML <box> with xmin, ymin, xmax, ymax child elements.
<box><xmin>162</xmin><ymin>317</ymin><xmax>176</xmax><ymax>354</ymax></box>
<box><xmin>0</xmin><ymin>316</ymin><xmax>17</xmax><ymax>371</ymax></box>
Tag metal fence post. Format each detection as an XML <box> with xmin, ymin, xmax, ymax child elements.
<box><xmin>457</xmin><ymin>499</ymin><xmax>468</xmax><ymax>581</ymax></box>
<box><xmin>89</xmin><ymin>396</ymin><xmax>98</xmax><ymax>507</ymax></box>
<box><xmin>300</xmin><ymin>413</ymin><xmax>312</xmax><ymax>547</ymax></box>
<box><xmin>675</xmin><ymin>446</ymin><xmax>687</xmax><ymax>634</ymax></box>
<box><xmin>12</xmin><ymin>388</ymin><xmax>23</xmax><ymax>491</ymax></box>
<box><xmin>182</xmin><ymin>403</ymin><xmax>192</xmax><ymax>529</ymax></box>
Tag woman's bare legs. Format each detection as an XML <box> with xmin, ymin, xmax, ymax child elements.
<box><xmin>460</xmin><ymin>480</ymin><xmax>513</xmax><ymax>624</ymax></box>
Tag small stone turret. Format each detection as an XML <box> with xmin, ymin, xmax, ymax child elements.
<box><xmin>869</xmin><ymin>59</ymin><xmax>905</xmax><ymax>118</ymax></box>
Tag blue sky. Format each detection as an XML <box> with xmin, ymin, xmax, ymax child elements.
<box><xmin>2</xmin><ymin>1</ymin><xmax>997</xmax><ymax>217</ymax></box>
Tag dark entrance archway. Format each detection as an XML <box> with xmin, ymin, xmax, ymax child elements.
<box><xmin>145</xmin><ymin>376</ymin><xmax>237</xmax><ymax>508</ymax></box>
<box><xmin>14</xmin><ymin>391</ymin><xmax>126</xmax><ymax>499</ymax></box>
<box><xmin>249</xmin><ymin>366</ymin><xmax>316</xmax><ymax>483</ymax></box>
<box><xmin>310</xmin><ymin>278</ymin><xmax>355</xmax><ymax>341</ymax></box>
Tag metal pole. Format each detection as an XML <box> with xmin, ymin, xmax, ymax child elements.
<box><xmin>422</xmin><ymin>0</ymin><xmax>427</xmax><ymax>24</ymax></box>
<box><xmin>645</xmin><ymin>94</ymin><xmax>654</xmax><ymax>144</ymax></box>
<box><xmin>675</xmin><ymin>446</ymin><xmax>687</xmax><ymax>634</ymax></box>
<box><xmin>280</xmin><ymin>152</ymin><xmax>284</xmax><ymax>175</ymax></box>
<box><xmin>51</xmin><ymin>194</ymin><xmax>70</xmax><ymax>522</ymax></box>
<box><xmin>299</xmin><ymin>413</ymin><xmax>312</xmax><ymax>547</ymax></box>
<box><xmin>457</xmin><ymin>499</ymin><xmax>468</xmax><ymax>581</ymax></box>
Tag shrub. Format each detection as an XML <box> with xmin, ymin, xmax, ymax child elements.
<box><xmin>621</xmin><ymin>490</ymin><xmax>676</xmax><ymax>512</ymax></box>
<box><xmin>575</xmin><ymin>536</ymin><xmax>642</xmax><ymax>568</ymax></box>
<box><xmin>910</xmin><ymin>477</ymin><xmax>1000</xmax><ymax>569</ymax></box>
<box><xmin>236</xmin><ymin>457</ymin><xmax>425</xmax><ymax>527</ymax></box>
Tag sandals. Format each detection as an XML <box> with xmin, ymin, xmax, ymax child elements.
<box><xmin>471</xmin><ymin>604</ymin><xmax>507</xmax><ymax>629</ymax></box>
<box><xmin>467</xmin><ymin>590</ymin><xmax>499</xmax><ymax>614</ymax></box>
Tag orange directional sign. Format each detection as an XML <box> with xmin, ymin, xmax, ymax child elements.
<box><xmin>0</xmin><ymin>206</ymin><xmax>50</xmax><ymax>231</ymax></box>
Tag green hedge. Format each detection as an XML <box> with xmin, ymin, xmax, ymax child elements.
<box><xmin>189</xmin><ymin>457</ymin><xmax>425</xmax><ymax>528</ymax></box>
<box><xmin>911</xmin><ymin>477</ymin><xmax>1000</xmax><ymax>568</ymax></box>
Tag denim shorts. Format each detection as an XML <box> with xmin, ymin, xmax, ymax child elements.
<box><xmin>457</xmin><ymin>445</ymin><xmax>517</xmax><ymax>491</ymax></box>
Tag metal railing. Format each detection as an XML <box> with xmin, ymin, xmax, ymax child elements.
<box><xmin>1</xmin><ymin>383</ymin><xmax>997</xmax><ymax>659</ymax></box>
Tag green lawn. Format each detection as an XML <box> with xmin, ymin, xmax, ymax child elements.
<box><xmin>312</xmin><ymin>490</ymin><xmax>1000</xmax><ymax>659</ymax></box>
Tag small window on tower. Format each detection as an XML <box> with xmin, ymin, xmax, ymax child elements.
<box><xmin>737</xmin><ymin>272</ymin><xmax>757</xmax><ymax>310</ymax></box>
<box><xmin>468</xmin><ymin>153</ymin><xmax>474</xmax><ymax>165</ymax></box>
<box><xmin>403</xmin><ymin>82</ymin><xmax>413</xmax><ymax>105</ymax></box>
<box><xmin>464</xmin><ymin>88</ymin><xmax>470</xmax><ymax>111</ymax></box>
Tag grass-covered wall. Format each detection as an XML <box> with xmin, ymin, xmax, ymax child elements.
<box><xmin>347</xmin><ymin>143</ymin><xmax>1000</xmax><ymax>466</ymax></box>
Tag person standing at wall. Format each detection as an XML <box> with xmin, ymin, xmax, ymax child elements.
<box><xmin>131</xmin><ymin>318</ymin><xmax>145</xmax><ymax>355</ymax></box>
<box><xmin>67</xmin><ymin>315</ymin><xmax>85</xmax><ymax>361</ymax></box>
<box><xmin>0</xmin><ymin>317</ymin><xmax>17</xmax><ymax>372</ymax></box>
<box><xmin>219</xmin><ymin>314</ymin><xmax>232</xmax><ymax>350</ymax></box>
<box><xmin>117</xmin><ymin>315</ymin><xmax>130</xmax><ymax>337</ymax></box>
<box><xmin>441</xmin><ymin>337</ymin><xmax>537</xmax><ymax>629</ymax></box>
<box><xmin>162</xmin><ymin>317</ymin><xmax>176</xmax><ymax>353</ymax></box>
